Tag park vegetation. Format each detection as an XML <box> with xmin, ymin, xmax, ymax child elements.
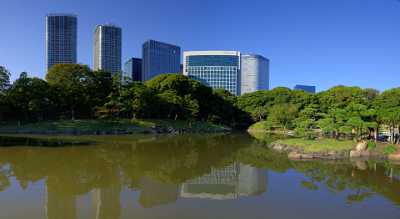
<box><xmin>0</xmin><ymin>64</ymin><xmax>250</xmax><ymax>129</ymax></box>
<box><xmin>241</xmin><ymin>86</ymin><xmax>400</xmax><ymax>144</ymax></box>
<box><xmin>1</xmin><ymin>64</ymin><xmax>400</xmax><ymax>143</ymax></box>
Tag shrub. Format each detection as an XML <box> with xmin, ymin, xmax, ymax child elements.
<box><xmin>383</xmin><ymin>145</ymin><xmax>397</xmax><ymax>155</ymax></box>
<box><xmin>367</xmin><ymin>141</ymin><xmax>376</xmax><ymax>150</ymax></box>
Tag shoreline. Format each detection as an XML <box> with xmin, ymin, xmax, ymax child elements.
<box><xmin>248</xmin><ymin>126</ymin><xmax>400</xmax><ymax>162</ymax></box>
<box><xmin>0</xmin><ymin>119</ymin><xmax>231</xmax><ymax>135</ymax></box>
<box><xmin>267</xmin><ymin>140</ymin><xmax>400</xmax><ymax>162</ymax></box>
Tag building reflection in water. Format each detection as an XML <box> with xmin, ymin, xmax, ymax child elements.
<box><xmin>180</xmin><ymin>162</ymin><xmax>267</xmax><ymax>200</ymax></box>
<box><xmin>45</xmin><ymin>182</ymin><xmax>77</xmax><ymax>219</ymax></box>
<box><xmin>135</xmin><ymin>163</ymin><xmax>266</xmax><ymax>207</ymax></box>
<box><xmin>43</xmin><ymin>163</ymin><xmax>266</xmax><ymax>218</ymax></box>
<box><xmin>91</xmin><ymin>186</ymin><xmax>121</xmax><ymax>219</ymax></box>
<box><xmin>138</xmin><ymin>177</ymin><xmax>179</xmax><ymax>208</ymax></box>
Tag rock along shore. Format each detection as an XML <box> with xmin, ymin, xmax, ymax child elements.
<box><xmin>268</xmin><ymin>141</ymin><xmax>399</xmax><ymax>161</ymax></box>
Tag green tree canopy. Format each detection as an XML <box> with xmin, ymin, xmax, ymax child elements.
<box><xmin>8</xmin><ymin>72</ymin><xmax>53</xmax><ymax>121</ymax></box>
<box><xmin>46</xmin><ymin>64</ymin><xmax>112</xmax><ymax>120</ymax></box>
<box><xmin>0</xmin><ymin>66</ymin><xmax>11</xmax><ymax>92</ymax></box>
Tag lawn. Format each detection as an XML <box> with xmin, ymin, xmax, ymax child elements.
<box><xmin>0</xmin><ymin>119</ymin><xmax>229</xmax><ymax>134</ymax></box>
<box><xmin>275</xmin><ymin>138</ymin><xmax>356</xmax><ymax>153</ymax></box>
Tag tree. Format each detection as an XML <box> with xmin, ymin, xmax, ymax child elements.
<box><xmin>0</xmin><ymin>92</ymin><xmax>8</xmax><ymax>122</ymax></box>
<box><xmin>0</xmin><ymin>66</ymin><xmax>11</xmax><ymax>121</ymax></box>
<box><xmin>182</xmin><ymin>95</ymin><xmax>199</xmax><ymax>121</ymax></box>
<box><xmin>294</xmin><ymin>104</ymin><xmax>320</xmax><ymax>139</ymax></box>
<box><xmin>317</xmin><ymin>108</ymin><xmax>348</xmax><ymax>139</ymax></box>
<box><xmin>317</xmin><ymin>86</ymin><xmax>370</xmax><ymax>111</ymax></box>
<box><xmin>374</xmin><ymin>88</ymin><xmax>400</xmax><ymax>143</ymax></box>
<box><xmin>0</xmin><ymin>66</ymin><xmax>11</xmax><ymax>92</ymax></box>
<box><xmin>208</xmin><ymin>89</ymin><xmax>238</xmax><ymax>126</ymax></box>
<box><xmin>267</xmin><ymin>103</ymin><xmax>298</xmax><ymax>132</ymax></box>
<box><xmin>46</xmin><ymin>64</ymin><xmax>98</xmax><ymax>120</ymax></box>
<box><xmin>89</xmin><ymin>70</ymin><xmax>113</xmax><ymax>108</ymax></box>
<box><xmin>130</xmin><ymin>82</ymin><xmax>156</xmax><ymax>119</ymax></box>
<box><xmin>146</xmin><ymin>74</ymin><xmax>214</xmax><ymax>120</ymax></box>
<box><xmin>254</xmin><ymin>106</ymin><xmax>267</xmax><ymax>121</ymax></box>
<box><xmin>237</xmin><ymin>87</ymin><xmax>314</xmax><ymax>123</ymax></box>
<box><xmin>97</xmin><ymin>73</ymin><xmax>133</xmax><ymax>119</ymax></box>
<box><xmin>8</xmin><ymin>72</ymin><xmax>53</xmax><ymax>121</ymax></box>
<box><xmin>344</xmin><ymin>103</ymin><xmax>377</xmax><ymax>141</ymax></box>
<box><xmin>157</xmin><ymin>90</ymin><xmax>183</xmax><ymax>120</ymax></box>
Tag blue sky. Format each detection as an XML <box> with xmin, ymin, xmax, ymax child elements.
<box><xmin>1</xmin><ymin>0</ymin><xmax>399</xmax><ymax>91</ymax></box>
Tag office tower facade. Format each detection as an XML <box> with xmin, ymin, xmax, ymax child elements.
<box><xmin>183</xmin><ymin>51</ymin><xmax>241</xmax><ymax>95</ymax></box>
<box><xmin>46</xmin><ymin>14</ymin><xmax>77</xmax><ymax>70</ymax></box>
<box><xmin>142</xmin><ymin>40</ymin><xmax>181</xmax><ymax>81</ymax></box>
<box><xmin>123</xmin><ymin>58</ymin><xmax>142</xmax><ymax>82</ymax></box>
<box><xmin>294</xmin><ymin>85</ymin><xmax>316</xmax><ymax>94</ymax></box>
<box><xmin>241</xmin><ymin>54</ymin><xmax>270</xmax><ymax>95</ymax></box>
<box><xmin>93</xmin><ymin>25</ymin><xmax>122</xmax><ymax>74</ymax></box>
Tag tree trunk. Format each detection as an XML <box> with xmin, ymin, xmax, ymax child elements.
<box><xmin>391</xmin><ymin>125</ymin><xmax>395</xmax><ymax>144</ymax></box>
<box><xmin>71</xmin><ymin>107</ymin><xmax>75</xmax><ymax>120</ymax></box>
<box><xmin>397</xmin><ymin>126</ymin><xmax>400</xmax><ymax>144</ymax></box>
<box><xmin>374</xmin><ymin>126</ymin><xmax>379</xmax><ymax>142</ymax></box>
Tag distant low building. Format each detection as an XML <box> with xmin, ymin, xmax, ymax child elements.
<box><xmin>123</xmin><ymin>58</ymin><xmax>142</xmax><ymax>82</ymax></box>
<box><xmin>294</xmin><ymin>85</ymin><xmax>316</xmax><ymax>94</ymax></box>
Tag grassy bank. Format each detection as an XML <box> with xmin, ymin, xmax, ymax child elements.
<box><xmin>247</xmin><ymin>121</ymin><xmax>294</xmax><ymax>135</ymax></box>
<box><xmin>274</xmin><ymin>138</ymin><xmax>356</xmax><ymax>153</ymax></box>
<box><xmin>248</xmin><ymin>121</ymin><xmax>270</xmax><ymax>132</ymax></box>
<box><xmin>0</xmin><ymin>119</ymin><xmax>230</xmax><ymax>135</ymax></box>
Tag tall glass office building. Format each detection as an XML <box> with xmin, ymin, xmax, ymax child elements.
<box><xmin>123</xmin><ymin>58</ymin><xmax>142</xmax><ymax>82</ymax></box>
<box><xmin>93</xmin><ymin>25</ymin><xmax>122</xmax><ymax>74</ymax></box>
<box><xmin>142</xmin><ymin>40</ymin><xmax>181</xmax><ymax>81</ymax></box>
<box><xmin>46</xmin><ymin>14</ymin><xmax>77</xmax><ymax>71</ymax></box>
<box><xmin>241</xmin><ymin>54</ymin><xmax>269</xmax><ymax>95</ymax></box>
<box><xmin>183</xmin><ymin>51</ymin><xmax>241</xmax><ymax>95</ymax></box>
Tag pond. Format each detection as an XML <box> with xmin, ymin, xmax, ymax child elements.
<box><xmin>0</xmin><ymin>134</ymin><xmax>399</xmax><ymax>219</ymax></box>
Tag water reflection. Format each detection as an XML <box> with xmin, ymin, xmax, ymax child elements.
<box><xmin>181</xmin><ymin>163</ymin><xmax>266</xmax><ymax>200</ymax></box>
<box><xmin>0</xmin><ymin>134</ymin><xmax>398</xmax><ymax>219</ymax></box>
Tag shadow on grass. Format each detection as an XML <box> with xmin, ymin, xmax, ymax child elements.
<box><xmin>0</xmin><ymin>135</ymin><xmax>94</xmax><ymax>147</ymax></box>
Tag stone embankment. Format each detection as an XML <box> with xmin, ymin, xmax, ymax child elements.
<box><xmin>269</xmin><ymin>141</ymin><xmax>400</xmax><ymax>161</ymax></box>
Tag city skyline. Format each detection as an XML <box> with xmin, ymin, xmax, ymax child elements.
<box><xmin>1</xmin><ymin>0</ymin><xmax>400</xmax><ymax>92</ymax></box>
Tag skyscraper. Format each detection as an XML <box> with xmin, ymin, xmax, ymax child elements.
<box><xmin>183</xmin><ymin>51</ymin><xmax>241</xmax><ymax>95</ymax></box>
<box><xmin>93</xmin><ymin>25</ymin><xmax>122</xmax><ymax>74</ymax></box>
<box><xmin>142</xmin><ymin>40</ymin><xmax>181</xmax><ymax>81</ymax></box>
<box><xmin>241</xmin><ymin>54</ymin><xmax>270</xmax><ymax>95</ymax></box>
<box><xmin>123</xmin><ymin>58</ymin><xmax>142</xmax><ymax>82</ymax></box>
<box><xmin>46</xmin><ymin>14</ymin><xmax>77</xmax><ymax>71</ymax></box>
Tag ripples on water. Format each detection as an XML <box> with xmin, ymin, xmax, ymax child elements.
<box><xmin>0</xmin><ymin>134</ymin><xmax>399</xmax><ymax>219</ymax></box>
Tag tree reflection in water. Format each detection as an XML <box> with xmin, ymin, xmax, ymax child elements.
<box><xmin>0</xmin><ymin>134</ymin><xmax>398</xmax><ymax>219</ymax></box>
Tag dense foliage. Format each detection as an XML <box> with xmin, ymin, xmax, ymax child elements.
<box><xmin>1</xmin><ymin>64</ymin><xmax>400</xmax><ymax>138</ymax></box>
<box><xmin>239</xmin><ymin>86</ymin><xmax>400</xmax><ymax>143</ymax></box>
<box><xmin>0</xmin><ymin>64</ymin><xmax>250</xmax><ymax>128</ymax></box>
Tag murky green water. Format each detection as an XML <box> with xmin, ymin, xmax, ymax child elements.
<box><xmin>0</xmin><ymin>134</ymin><xmax>399</xmax><ymax>219</ymax></box>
